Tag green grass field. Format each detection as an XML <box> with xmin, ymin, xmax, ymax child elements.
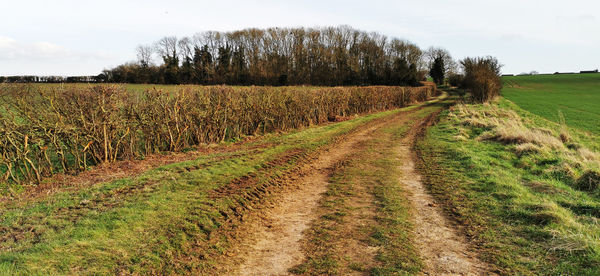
<box><xmin>502</xmin><ymin>73</ymin><xmax>600</xmax><ymax>135</ymax></box>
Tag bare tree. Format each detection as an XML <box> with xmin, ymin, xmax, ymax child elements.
<box><xmin>461</xmin><ymin>56</ymin><xmax>502</xmax><ymax>102</ymax></box>
<box><xmin>136</xmin><ymin>45</ymin><xmax>153</xmax><ymax>67</ymax></box>
<box><xmin>425</xmin><ymin>47</ymin><xmax>455</xmax><ymax>75</ymax></box>
<box><xmin>155</xmin><ymin>36</ymin><xmax>178</xmax><ymax>60</ymax></box>
<box><xmin>177</xmin><ymin>37</ymin><xmax>193</xmax><ymax>61</ymax></box>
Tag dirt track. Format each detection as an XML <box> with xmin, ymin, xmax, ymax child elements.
<box><xmin>235</xmin><ymin>114</ymin><xmax>395</xmax><ymax>275</ymax></box>
<box><xmin>233</xmin><ymin>103</ymin><xmax>492</xmax><ymax>275</ymax></box>
<box><xmin>399</xmin><ymin>114</ymin><xmax>492</xmax><ymax>275</ymax></box>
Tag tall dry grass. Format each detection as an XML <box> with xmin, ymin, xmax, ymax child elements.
<box><xmin>0</xmin><ymin>83</ymin><xmax>437</xmax><ymax>185</ymax></box>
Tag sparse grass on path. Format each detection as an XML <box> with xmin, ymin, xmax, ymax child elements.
<box><xmin>502</xmin><ymin>73</ymin><xmax>600</xmax><ymax>135</ymax></box>
<box><xmin>417</xmin><ymin>95</ymin><xmax>600</xmax><ymax>275</ymax></box>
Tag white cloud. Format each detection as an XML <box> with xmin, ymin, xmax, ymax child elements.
<box><xmin>0</xmin><ymin>37</ymin><xmax>74</xmax><ymax>60</ymax></box>
<box><xmin>0</xmin><ymin>36</ymin><xmax>117</xmax><ymax>75</ymax></box>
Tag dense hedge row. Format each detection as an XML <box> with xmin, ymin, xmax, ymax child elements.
<box><xmin>0</xmin><ymin>84</ymin><xmax>436</xmax><ymax>185</ymax></box>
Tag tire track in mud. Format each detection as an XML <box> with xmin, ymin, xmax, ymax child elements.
<box><xmin>0</xmin><ymin>149</ymin><xmax>263</xmax><ymax>252</ymax></box>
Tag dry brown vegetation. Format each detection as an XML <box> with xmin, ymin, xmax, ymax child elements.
<box><xmin>455</xmin><ymin>104</ymin><xmax>563</xmax><ymax>149</ymax></box>
<box><xmin>0</xmin><ymin>83</ymin><xmax>436</xmax><ymax>186</ymax></box>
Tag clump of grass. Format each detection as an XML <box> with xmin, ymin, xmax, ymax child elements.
<box><xmin>546</xmin><ymin>162</ymin><xmax>578</xmax><ymax>185</ymax></box>
<box><xmin>455</xmin><ymin>103</ymin><xmax>564</xmax><ymax>150</ymax></box>
<box><xmin>494</xmin><ymin>121</ymin><xmax>564</xmax><ymax>149</ymax></box>
<box><xmin>532</xmin><ymin>127</ymin><xmax>555</xmax><ymax>136</ymax></box>
<box><xmin>578</xmin><ymin>148</ymin><xmax>600</xmax><ymax>163</ymax></box>
<box><xmin>558</xmin><ymin>111</ymin><xmax>571</xmax><ymax>143</ymax></box>
<box><xmin>453</xmin><ymin>127</ymin><xmax>470</xmax><ymax>141</ymax></box>
<box><xmin>514</xmin><ymin>143</ymin><xmax>544</xmax><ymax>156</ymax></box>
<box><xmin>574</xmin><ymin>170</ymin><xmax>600</xmax><ymax>192</ymax></box>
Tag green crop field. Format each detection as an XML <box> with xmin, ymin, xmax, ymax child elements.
<box><xmin>502</xmin><ymin>73</ymin><xmax>600</xmax><ymax>135</ymax></box>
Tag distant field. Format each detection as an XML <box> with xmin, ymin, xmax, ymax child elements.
<box><xmin>502</xmin><ymin>73</ymin><xmax>600</xmax><ymax>134</ymax></box>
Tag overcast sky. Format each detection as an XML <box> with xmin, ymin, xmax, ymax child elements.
<box><xmin>1</xmin><ymin>0</ymin><xmax>598</xmax><ymax>75</ymax></box>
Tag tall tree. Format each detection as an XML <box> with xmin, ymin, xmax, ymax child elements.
<box><xmin>155</xmin><ymin>36</ymin><xmax>179</xmax><ymax>84</ymax></box>
<box><xmin>231</xmin><ymin>46</ymin><xmax>248</xmax><ymax>84</ymax></box>
<box><xmin>430</xmin><ymin>57</ymin><xmax>445</xmax><ymax>85</ymax></box>
<box><xmin>215</xmin><ymin>45</ymin><xmax>231</xmax><ymax>84</ymax></box>
<box><xmin>178</xmin><ymin>37</ymin><xmax>194</xmax><ymax>83</ymax></box>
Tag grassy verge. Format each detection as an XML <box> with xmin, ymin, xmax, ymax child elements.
<box><xmin>416</xmin><ymin>96</ymin><xmax>600</xmax><ymax>275</ymax></box>
<box><xmin>291</xmin><ymin>102</ymin><xmax>447</xmax><ymax>275</ymax></box>
<box><xmin>0</xmin><ymin>100</ymin><xmax>435</xmax><ymax>274</ymax></box>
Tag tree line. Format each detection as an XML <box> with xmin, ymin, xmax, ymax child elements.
<box><xmin>0</xmin><ymin>26</ymin><xmax>461</xmax><ymax>87</ymax></box>
<box><xmin>99</xmin><ymin>26</ymin><xmax>454</xmax><ymax>86</ymax></box>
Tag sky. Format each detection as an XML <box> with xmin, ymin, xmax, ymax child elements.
<box><xmin>1</xmin><ymin>0</ymin><xmax>598</xmax><ymax>76</ymax></box>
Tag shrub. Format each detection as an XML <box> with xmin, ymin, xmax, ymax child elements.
<box><xmin>460</xmin><ymin>56</ymin><xmax>502</xmax><ymax>103</ymax></box>
<box><xmin>447</xmin><ymin>73</ymin><xmax>464</xmax><ymax>87</ymax></box>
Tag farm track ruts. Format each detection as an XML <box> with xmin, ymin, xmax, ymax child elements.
<box><xmin>0</xmin><ymin>140</ymin><xmax>275</xmax><ymax>207</ymax></box>
<box><xmin>229</xmin><ymin>109</ymin><xmax>418</xmax><ymax>275</ymax></box>
<box><xmin>0</xmin><ymin>147</ymin><xmax>270</xmax><ymax>251</ymax></box>
<box><xmin>172</xmin><ymin>111</ymin><xmax>418</xmax><ymax>273</ymax></box>
<box><xmin>229</xmin><ymin>99</ymin><xmax>493</xmax><ymax>275</ymax></box>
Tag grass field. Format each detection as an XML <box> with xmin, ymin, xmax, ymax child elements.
<box><xmin>502</xmin><ymin>73</ymin><xmax>600</xmax><ymax>135</ymax></box>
